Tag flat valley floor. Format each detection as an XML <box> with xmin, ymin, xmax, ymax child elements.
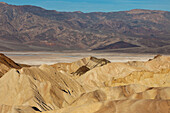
<box><xmin>0</xmin><ymin>51</ymin><xmax>163</xmax><ymax>65</ymax></box>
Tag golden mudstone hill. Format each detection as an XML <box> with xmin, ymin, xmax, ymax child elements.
<box><xmin>51</xmin><ymin>56</ymin><xmax>111</xmax><ymax>77</ymax></box>
<box><xmin>0</xmin><ymin>53</ymin><xmax>30</xmax><ymax>77</ymax></box>
<box><xmin>0</xmin><ymin>54</ymin><xmax>170</xmax><ymax>113</ymax></box>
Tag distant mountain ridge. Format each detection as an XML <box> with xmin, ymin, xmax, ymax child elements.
<box><xmin>0</xmin><ymin>2</ymin><xmax>170</xmax><ymax>53</ymax></box>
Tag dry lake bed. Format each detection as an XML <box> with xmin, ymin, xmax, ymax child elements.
<box><xmin>0</xmin><ymin>51</ymin><xmax>163</xmax><ymax>65</ymax></box>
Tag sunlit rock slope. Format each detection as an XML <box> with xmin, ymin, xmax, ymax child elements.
<box><xmin>0</xmin><ymin>54</ymin><xmax>169</xmax><ymax>113</ymax></box>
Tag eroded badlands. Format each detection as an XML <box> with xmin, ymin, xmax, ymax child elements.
<box><xmin>0</xmin><ymin>53</ymin><xmax>170</xmax><ymax>113</ymax></box>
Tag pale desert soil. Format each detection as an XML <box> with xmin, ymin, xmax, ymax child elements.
<box><xmin>0</xmin><ymin>51</ymin><xmax>160</xmax><ymax>65</ymax></box>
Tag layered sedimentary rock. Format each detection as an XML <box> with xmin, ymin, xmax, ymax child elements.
<box><xmin>0</xmin><ymin>53</ymin><xmax>30</xmax><ymax>77</ymax></box>
<box><xmin>0</xmin><ymin>65</ymin><xmax>85</xmax><ymax>112</ymax></box>
<box><xmin>52</xmin><ymin>56</ymin><xmax>111</xmax><ymax>77</ymax></box>
<box><xmin>77</xmin><ymin>55</ymin><xmax>170</xmax><ymax>91</ymax></box>
<box><xmin>0</xmin><ymin>54</ymin><xmax>170</xmax><ymax>113</ymax></box>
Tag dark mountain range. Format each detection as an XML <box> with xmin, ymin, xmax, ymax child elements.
<box><xmin>93</xmin><ymin>41</ymin><xmax>140</xmax><ymax>50</ymax></box>
<box><xmin>0</xmin><ymin>2</ymin><xmax>170</xmax><ymax>53</ymax></box>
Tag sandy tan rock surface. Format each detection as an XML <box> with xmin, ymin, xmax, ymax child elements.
<box><xmin>52</xmin><ymin>56</ymin><xmax>110</xmax><ymax>76</ymax></box>
<box><xmin>0</xmin><ymin>54</ymin><xmax>169</xmax><ymax>113</ymax></box>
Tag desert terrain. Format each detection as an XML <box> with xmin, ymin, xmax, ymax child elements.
<box><xmin>0</xmin><ymin>1</ymin><xmax>170</xmax><ymax>113</ymax></box>
<box><xmin>0</xmin><ymin>52</ymin><xmax>169</xmax><ymax>113</ymax></box>
<box><xmin>1</xmin><ymin>51</ymin><xmax>156</xmax><ymax>65</ymax></box>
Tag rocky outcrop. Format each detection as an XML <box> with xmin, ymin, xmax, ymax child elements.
<box><xmin>76</xmin><ymin>55</ymin><xmax>170</xmax><ymax>91</ymax></box>
<box><xmin>0</xmin><ymin>53</ymin><xmax>21</xmax><ymax>69</ymax></box>
<box><xmin>0</xmin><ymin>65</ymin><xmax>85</xmax><ymax>112</ymax></box>
<box><xmin>52</xmin><ymin>56</ymin><xmax>111</xmax><ymax>76</ymax></box>
<box><xmin>0</xmin><ymin>53</ymin><xmax>30</xmax><ymax>77</ymax></box>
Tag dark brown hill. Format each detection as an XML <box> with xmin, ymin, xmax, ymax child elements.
<box><xmin>0</xmin><ymin>3</ymin><xmax>170</xmax><ymax>53</ymax></box>
<box><xmin>0</xmin><ymin>53</ymin><xmax>21</xmax><ymax>69</ymax></box>
<box><xmin>0</xmin><ymin>53</ymin><xmax>30</xmax><ymax>77</ymax></box>
<box><xmin>93</xmin><ymin>41</ymin><xmax>140</xmax><ymax>50</ymax></box>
